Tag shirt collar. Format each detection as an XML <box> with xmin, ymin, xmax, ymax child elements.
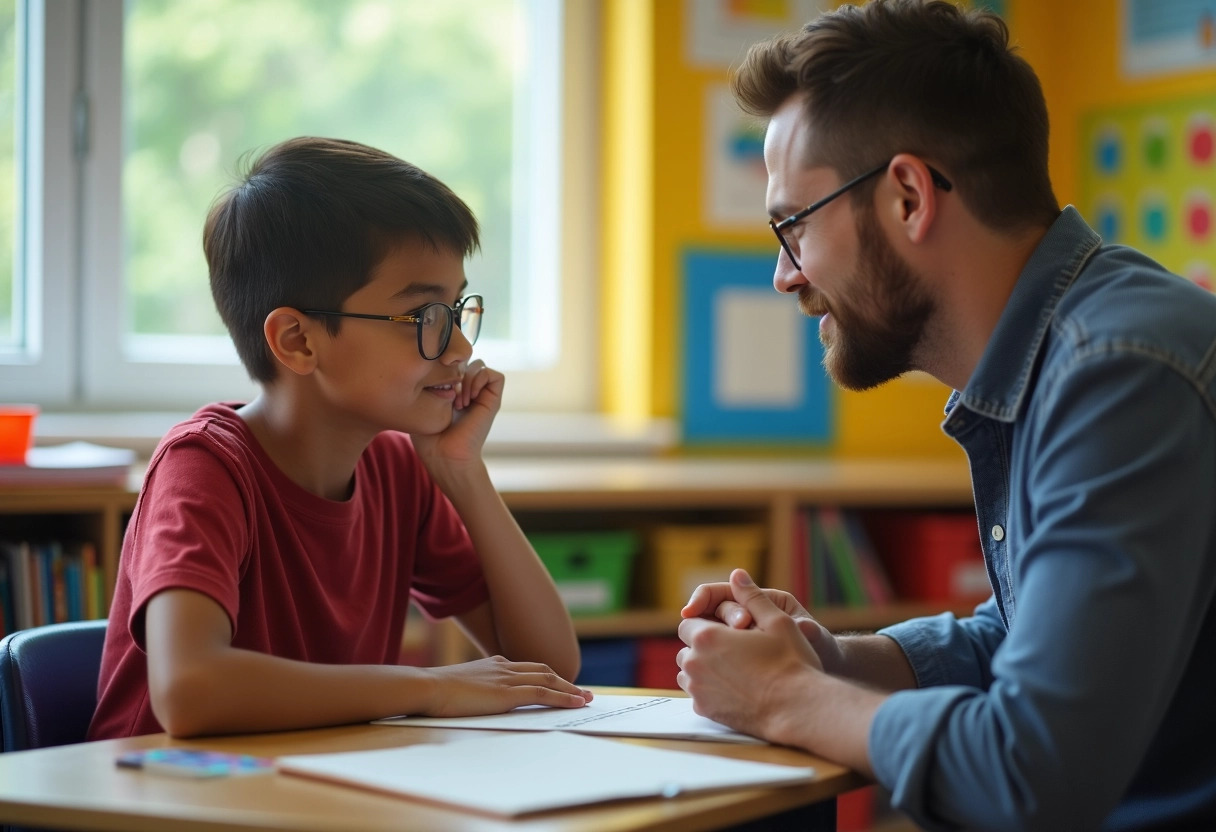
<box><xmin>948</xmin><ymin>206</ymin><xmax>1102</xmax><ymax>423</ymax></box>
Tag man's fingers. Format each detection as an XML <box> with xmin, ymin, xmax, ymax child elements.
<box><xmin>715</xmin><ymin>599</ymin><xmax>752</xmax><ymax>629</ymax></box>
<box><xmin>681</xmin><ymin>582</ymin><xmax>734</xmax><ymax>619</ymax></box>
<box><xmin>795</xmin><ymin>617</ymin><xmax>820</xmax><ymax>641</ymax></box>
<box><xmin>678</xmin><ymin>615</ymin><xmax>717</xmax><ymax>646</ymax></box>
<box><xmin>729</xmin><ymin>569</ymin><xmax>787</xmax><ymax>629</ymax></box>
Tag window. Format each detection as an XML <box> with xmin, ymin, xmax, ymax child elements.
<box><xmin>0</xmin><ymin>0</ymin><xmax>594</xmax><ymax>413</ymax></box>
<box><xmin>0</xmin><ymin>0</ymin><xmax>25</xmax><ymax>361</ymax></box>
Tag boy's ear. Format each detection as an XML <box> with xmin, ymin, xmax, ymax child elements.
<box><xmin>263</xmin><ymin>307</ymin><xmax>320</xmax><ymax>376</ymax></box>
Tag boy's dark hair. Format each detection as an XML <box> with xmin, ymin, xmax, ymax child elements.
<box><xmin>204</xmin><ymin>137</ymin><xmax>480</xmax><ymax>383</ymax></box>
<box><xmin>732</xmin><ymin>0</ymin><xmax>1059</xmax><ymax>231</ymax></box>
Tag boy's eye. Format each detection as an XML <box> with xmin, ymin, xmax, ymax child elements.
<box><xmin>419</xmin><ymin>305</ymin><xmax>443</xmax><ymax>326</ymax></box>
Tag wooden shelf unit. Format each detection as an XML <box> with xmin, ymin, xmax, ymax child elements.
<box><xmin>456</xmin><ymin>456</ymin><xmax>976</xmax><ymax>662</ymax></box>
<box><xmin>0</xmin><ymin>456</ymin><xmax>975</xmax><ymax>654</ymax></box>
<box><xmin>0</xmin><ymin>482</ymin><xmax>139</xmax><ymax>617</ymax></box>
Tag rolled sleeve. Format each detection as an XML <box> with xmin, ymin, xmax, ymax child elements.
<box><xmin>879</xmin><ymin>597</ymin><xmax>1005</xmax><ymax>689</ymax></box>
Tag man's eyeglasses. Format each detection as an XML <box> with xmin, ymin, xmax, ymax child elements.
<box><xmin>770</xmin><ymin>160</ymin><xmax>953</xmax><ymax>271</ymax></box>
<box><xmin>304</xmin><ymin>294</ymin><xmax>484</xmax><ymax>361</ymax></box>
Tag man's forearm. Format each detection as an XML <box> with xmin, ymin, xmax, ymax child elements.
<box><xmin>836</xmin><ymin>633</ymin><xmax>919</xmax><ymax>691</ymax></box>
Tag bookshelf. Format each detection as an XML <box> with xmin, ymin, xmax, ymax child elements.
<box><xmin>0</xmin><ymin>456</ymin><xmax>977</xmax><ymax>658</ymax></box>
<box><xmin>0</xmin><ymin>478</ymin><xmax>140</xmax><ymax>632</ymax></box>
<box><xmin>443</xmin><ymin>456</ymin><xmax>978</xmax><ymax>663</ymax></box>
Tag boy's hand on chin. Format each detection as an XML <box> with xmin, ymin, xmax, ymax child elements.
<box><xmin>413</xmin><ymin>359</ymin><xmax>504</xmax><ymax>477</ymax></box>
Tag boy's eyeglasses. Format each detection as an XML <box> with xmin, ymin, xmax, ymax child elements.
<box><xmin>304</xmin><ymin>294</ymin><xmax>484</xmax><ymax>361</ymax></box>
<box><xmin>770</xmin><ymin>160</ymin><xmax>953</xmax><ymax>271</ymax></box>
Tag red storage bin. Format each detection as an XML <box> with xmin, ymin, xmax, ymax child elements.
<box><xmin>636</xmin><ymin>636</ymin><xmax>683</xmax><ymax>690</ymax></box>
<box><xmin>837</xmin><ymin>785</ymin><xmax>875</xmax><ymax>831</ymax></box>
<box><xmin>865</xmin><ymin>512</ymin><xmax>990</xmax><ymax>603</ymax></box>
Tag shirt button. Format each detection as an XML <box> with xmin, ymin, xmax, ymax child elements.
<box><xmin>991</xmin><ymin>524</ymin><xmax>1005</xmax><ymax>542</ymax></box>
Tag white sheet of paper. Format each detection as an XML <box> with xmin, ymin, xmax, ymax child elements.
<box><xmin>277</xmin><ymin>730</ymin><xmax>815</xmax><ymax>817</ymax></box>
<box><xmin>372</xmin><ymin>694</ymin><xmax>763</xmax><ymax>744</ymax></box>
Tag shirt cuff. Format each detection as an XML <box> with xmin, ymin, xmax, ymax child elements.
<box><xmin>878</xmin><ymin>613</ymin><xmax>963</xmax><ymax>688</ymax></box>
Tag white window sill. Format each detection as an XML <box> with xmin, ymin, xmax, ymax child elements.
<box><xmin>33</xmin><ymin>411</ymin><xmax>679</xmax><ymax>458</ymax></box>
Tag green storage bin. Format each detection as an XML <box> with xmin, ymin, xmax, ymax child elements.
<box><xmin>528</xmin><ymin>531</ymin><xmax>639</xmax><ymax>615</ymax></box>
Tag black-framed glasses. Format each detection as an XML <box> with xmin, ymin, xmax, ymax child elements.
<box><xmin>770</xmin><ymin>160</ymin><xmax>953</xmax><ymax>271</ymax></box>
<box><xmin>304</xmin><ymin>294</ymin><xmax>484</xmax><ymax>360</ymax></box>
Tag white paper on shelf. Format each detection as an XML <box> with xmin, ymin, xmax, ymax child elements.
<box><xmin>0</xmin><ymin>441</ymin><xmax>135</xmax><ymax>486</ymax></box>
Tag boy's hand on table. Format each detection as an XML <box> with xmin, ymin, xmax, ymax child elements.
<box><xmin>416</xmin><ymin>655</ymin><xmax>593</xmax><ymax>717</ymax></box>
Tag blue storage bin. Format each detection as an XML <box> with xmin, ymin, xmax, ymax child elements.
<box><xmin>575</xmin><ymin>638</ymin><xmax>637</xmax><ymax>686</ymax></box>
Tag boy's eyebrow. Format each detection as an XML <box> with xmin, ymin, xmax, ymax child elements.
<box><xmin>389</xmin><ymin>279</ymin><xmax>469</xmax><ymax>301</ymax></box>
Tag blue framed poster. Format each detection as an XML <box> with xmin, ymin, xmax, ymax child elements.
<box><xmin>681</xmin><ymin>249</ymin><xmax>833</xmax><ymax>444</ymax></box>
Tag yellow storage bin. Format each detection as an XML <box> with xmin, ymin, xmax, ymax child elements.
<box><xmin>648</xmin><ymin>524</ymin><xmax>765</xmax><ymax>613</ymax></box>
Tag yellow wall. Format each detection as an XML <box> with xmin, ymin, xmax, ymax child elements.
<box><xmin>1013</xmin><ymin>1</ymin><xmax>1216</xmax><ymax>211</ymax></box>
<box><xmin>601</xmin><ymin>0</ymin><xmax>958</xmax><ymax>458</ymax></box>
<box><xmin>601</xmin><ymin>0</ymin><xmax>655</xmax><ymax>423</ymax></box>
<box><xmin>600</xmin><ymin>0</ymin><xmax>1215</xmax><ymax>459</ymax></box>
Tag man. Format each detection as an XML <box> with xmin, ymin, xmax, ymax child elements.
<box><xmin>676</xmin><ymin>2</ymin><xmax>1216</xmax><ymax>829</ymax></box>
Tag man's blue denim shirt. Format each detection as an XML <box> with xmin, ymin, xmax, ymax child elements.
<box><xmin>870</xmin><ymin>207</ymin><xmax>1216</xmax><ymax>831</ymax></box>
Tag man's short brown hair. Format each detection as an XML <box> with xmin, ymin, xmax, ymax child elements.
<box><xmin>733</xmin><ymin>0</ymin><xmax>1059</xmax><ymax>231</ymax></box>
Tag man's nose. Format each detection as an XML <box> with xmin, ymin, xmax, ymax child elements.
<box><xmin>773</xmin><ymin>254</ymin><xmax>807</xmax><ymax>294</ymax></box>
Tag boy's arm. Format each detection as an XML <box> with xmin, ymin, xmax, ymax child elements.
<box><xmin>439</xmin><ymin>463</ymin><xmax>581</xmax><ymax>682</ymax></box>
<box><xmin>411</xmin><ymin>360</ymin><xmax>580</xmax><ymax>681</ymax></box>
<box><xmin>145</xmin><ymin>588</ymin><xmax>587</xmax><ymax>738</ymax></box>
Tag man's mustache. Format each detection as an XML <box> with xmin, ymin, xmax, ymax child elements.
<box><xmin>797</xmin><ymin>288</ymin><xmax>830</xmax><ymax>318</ymax></box>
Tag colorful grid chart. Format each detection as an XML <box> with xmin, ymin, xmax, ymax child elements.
<box><xmin>1079</xmin><ymin>95</ymin><xmax>1216</xmax><ymax>290</ymax></box>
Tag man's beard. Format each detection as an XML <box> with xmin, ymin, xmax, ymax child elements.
<box><xmin>802</xmin><ymin>208</ymin><xmax>936</xmax><ymax>391</ymax></box>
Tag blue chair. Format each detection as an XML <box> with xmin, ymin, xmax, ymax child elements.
<box><xmin>0</xmin><ymin>619</ymin><xmax>108</xmax><ymax>753</ymax></box>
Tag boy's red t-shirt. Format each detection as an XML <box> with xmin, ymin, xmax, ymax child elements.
<box><xmin>88</xmin><ymin>402</ymin><xmax>489</xmax><ymax>739</ymax></box>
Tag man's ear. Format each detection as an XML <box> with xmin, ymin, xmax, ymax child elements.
<box><xmin>263</xmin><ymin>307</ymin><xmax>319</xmax><ymax>376</ymax></box>
<box><xmin>886</xmin><ymin>153</ymin><xmax>940</xmax><ymax>244</ymax></box>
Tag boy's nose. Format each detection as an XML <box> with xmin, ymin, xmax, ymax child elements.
<box><xmin>441</xmin><ymin>325</ymin><xmax>474</xmax><ymax>364</ymax></box>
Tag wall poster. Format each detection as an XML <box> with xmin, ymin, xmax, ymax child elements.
<box><xmin>1079</xmin><ymin>93</ymin><xmax>1215</xmax><ymax>289</ymax></box>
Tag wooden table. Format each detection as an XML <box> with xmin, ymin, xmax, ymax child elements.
<box><xmin>0</xmin><ymin>690</ymin><xmax>867</xmax><ymax>832</ymax></box>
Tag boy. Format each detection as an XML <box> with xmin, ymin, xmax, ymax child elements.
<box><xmin>89</xmin><ymin>137</ymin><xmax>587</xmax><ymax>739</ymax></box>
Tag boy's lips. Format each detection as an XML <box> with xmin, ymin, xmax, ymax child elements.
<box><xmin>424</xmin><ymin>376</ymin><xmax>462</xmax><ymax>393</ymax></box>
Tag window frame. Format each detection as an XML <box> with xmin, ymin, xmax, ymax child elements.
<box><xmin>2</xmin><ymin>0</ymin><xmax>596</xmax><ymax>415</ymax></box>
<box><xmin>0</xmin><ymin>0</ymin><xmax>77</xmax><ymax>405</ymax></box>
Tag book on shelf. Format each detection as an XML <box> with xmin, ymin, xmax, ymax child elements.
<box><xmin>0</xmin><ymin>557</ymin><xmax>11</xmax><ymax>636</ymax></box>
<box><xmin>843</xmin><ymin>510</ymin><xmax>895</xmax><ymax>605</ymax></box>
<box><xmin>792</xmin><ymin>508</ymin><xmax>811</xmax><ymax>604</ymax></box>
<box><xmin>817</xmin><ymin>506</ymin><xmax>867</xmax><ymax>607</ymax></box>
<box><xmin>0</xmin><ymin>441</ymin><xmax>135</xmax><ymax>488</ymax></box>
<box><xmin>0</xmin><ymin>540</ymin><xmax>106</xmax><ymax>634</ymax></box>
<box><xmin>795</xmin><ymin>507</ymin><xmax>896</xmax><ymax>608</ymax></box>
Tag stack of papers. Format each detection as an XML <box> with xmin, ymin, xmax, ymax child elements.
<box><xmin>0</xmin><ymin>441</ymin><xmax>135</xmax><ymax>488</ymax></box>
<box><xmin>374</xmin><ymin>693</ymin><xmax>763</xmax><ymax>743</ymax></box>
<box><xmin>277</xmin><ymin>730</ymin><xmax>816</xmax><ymax>817</ymax></box>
